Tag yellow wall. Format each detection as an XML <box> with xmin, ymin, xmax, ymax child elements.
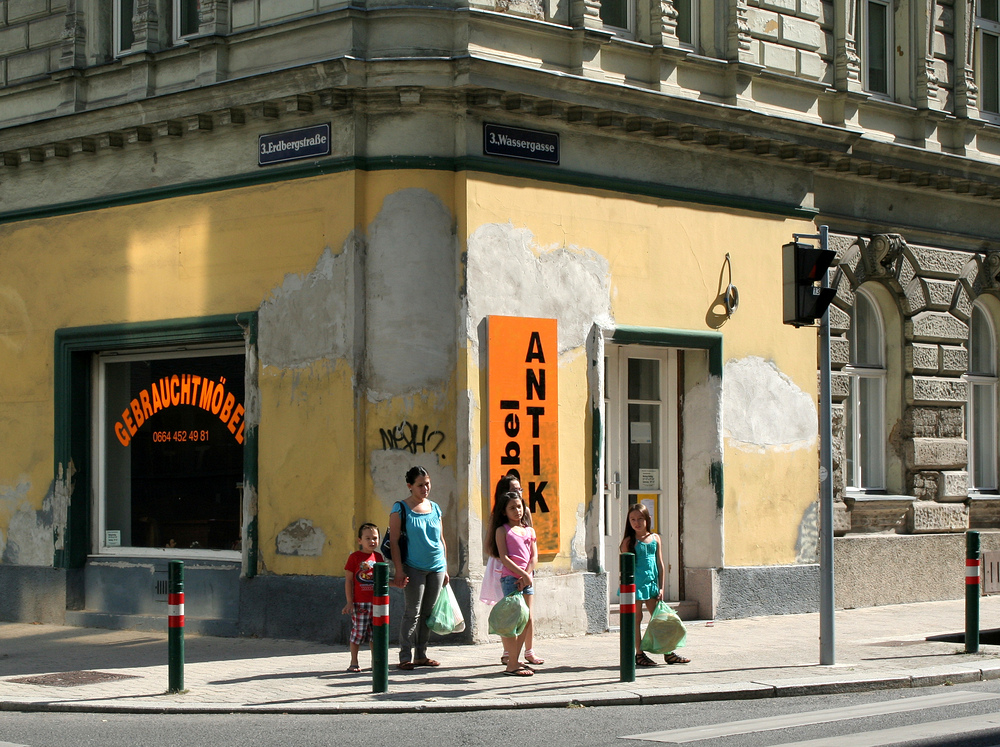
<box><xmin>0</xmin><ymin>165</ymin><xmax>820</xmax><ymax>580</ymax></box>
<box><xmin>463</xmin><ymin>174</ymin><xmax>821</xmax><ymax>568</ymax></box>
<box><xmin>0</xmin><ymin>170</ymin><xmax>464</xmax><ymax>576</ymax></box>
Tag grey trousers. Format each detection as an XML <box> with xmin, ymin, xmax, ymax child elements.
<box><xmin>399</xmin><ymin>564</ymin><xmax>445</xmax><ymax>663</ymax></box>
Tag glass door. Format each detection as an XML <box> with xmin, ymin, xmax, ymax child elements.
<box><xmin>604</xmin><ymin>345</ymin><xmax>679</xmax><ymax>606</ymax></box>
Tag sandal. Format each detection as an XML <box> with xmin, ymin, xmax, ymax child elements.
<box><xmin>397</xmin><ymin>661</ymin><xmax>415</xmax><ymax>670</ymax></box>
<box><xmin>346</xmin><ymin>664</ymin><xmax>361</xmax><ymax>673</ymax></box>
<box><xmin>501</xmin><ymin>652</ymin><xmax>510</xmax><ymax>665</ymax></box>
<box><xmin>503</xmin><ymin>667</ymin><xmax>534</xmax><ymax>677</ymax></box>
<box><xmin>414</xmin><ymin>658</ymin><xmax>440</xmax><ymax>667</ymax></box>
<box><xmin>664</xmin><ymin>652</ymin><xmax>690</xmax><ymax>665</ymax></box>
<box><xmin>635</xmin><ymin>652</ymin><xmax>657</xmax><ymax>667</ymax></box>
<box><xmin>524</xmin><ymin>649</ymin><xmax>545</xmax><ymax>665</ymax></box>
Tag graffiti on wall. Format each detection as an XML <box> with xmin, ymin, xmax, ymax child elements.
<box><xmin>379</xmin><ymin>421</ymin><xmax>446</xmax><ymax>454</ymax></box>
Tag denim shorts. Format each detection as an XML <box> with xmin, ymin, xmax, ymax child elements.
<box><xmin>501</xmin><ymin>574</ymin><xmax>534</xmax><ymax>596</ymax></box>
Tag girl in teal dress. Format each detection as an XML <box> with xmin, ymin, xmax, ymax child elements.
<box><xmin>620</xmin><ymin>503</ymin><xmax>690</xmax><ymax>667</ymax></box>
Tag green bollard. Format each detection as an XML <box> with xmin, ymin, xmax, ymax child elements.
<box><xmin>620</xmin><ymin>552</ymin><xmax>636</xmax><ymax>683</ymax></box>
<box><xmin>167</xmin><ymin>560</ymin><xmax>185</xmax><ymax>693</ymax></box>
<box><xmin>372</xmin><ymin>562</ymin><xmax>390</xmax><ymax>693</ymax></box>
<box><xmin>967</xmin><ymin>531</ymin><xmax>981</xmax><ymax>654</ymax></box>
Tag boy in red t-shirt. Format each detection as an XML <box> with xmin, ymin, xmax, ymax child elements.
<box><xmin>342</xmin><ymin>523</ymin><xmax>384</xmax><ymax>672</ymax></box>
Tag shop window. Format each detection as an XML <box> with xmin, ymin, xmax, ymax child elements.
<box><xmin>846</xmin><ymin>287</ymin><xmax>886</xmax><ymax>490</ymax></box>
<box><xmin>98</xmin><ymin>346</ymin><xmax>245</xmax><ymax>555</ymax></box>
<box><xmin>969</xmin><ymin>302</ymin><xmax>999</xmax><ymax>491</ymax></box>
<box><xmin>978</xmin><ymin>0</ymin><xmax>1000</xmax><ymax>114</ymax></box>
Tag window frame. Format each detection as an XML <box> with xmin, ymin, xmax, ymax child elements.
<box><xmin>93</xmin><ymin>342</ymin><xmax>246</xmax><ymax>560</ymax></box>
<box><xmin>112</xmin><ymin>0</ymin><xmax>135</xmax><ymax>57</ymax></box>
<box><xmin>861</xmin><ymin>0</ymin><xmax>894</xmax><ymax>98</ymax></box>
<box><xmin>174</xmin><ymin>0</ymin><xmax>201</xmax><ymax>45</ymax></box>
<box><xmin>977</xmin><ymin>0</ymin><xmax>1000</xmax><ymax>116</ymax></box>
<box><xmin>600</xmin><ymin>0</ymin><xmax>637</xmax><ymax>38</ymax></box>
<box><xmin>845</xmin><ymin>287</ymin><xmax>888</xmax><ymax>491</ymax></box>
<box><xmin>54</xmin><ymin>313</ymin><xmax>257</xmax><ymax>572</ymax></box>
<box><xmin>968</xmin><ymin>301</ymin><xmax>999</xmax><ymax>493</ymax></box>
<box><xmin>675</xmin><ymin>0</ymin><xmax>698</xmax><ymax>49</ymax></box>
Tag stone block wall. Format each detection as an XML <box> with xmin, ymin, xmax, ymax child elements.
<box><xmin>0</xmin><ymin>0</ymin><xmax>67</xmax><ymax>87</ymax></box>
<box><xmin>829</xmin><ymin>232</ymin><xmax>1000</xmax><ymax>536</ymax></box>
<box><xmin>747</xmin><ymin>0</ymin><xmax>833</xmax><ymax>84</ymax></box>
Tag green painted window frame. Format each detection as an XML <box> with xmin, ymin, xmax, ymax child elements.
<box><xmin>53</xmin><ymin>313</ymin><xmax>258</xmax><ymax>572</ymax></box>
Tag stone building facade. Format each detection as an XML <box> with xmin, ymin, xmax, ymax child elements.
<box><xmin>1</xmin><ymin>0</ymin><xmax>1000</xmax><ymax>640</ymax></box>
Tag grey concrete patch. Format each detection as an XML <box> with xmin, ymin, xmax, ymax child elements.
<box><xmin>714</xmin><ymin>564</ymin><xmax>820</xmax><ymax>619</ymax></box>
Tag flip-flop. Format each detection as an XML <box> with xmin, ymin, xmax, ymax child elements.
<box><xmin>346</xmin><ymin>665</ymin><xmax>361</xmax><ymax>673</ymax></box>
<box><xmin>664</xmin><ymin>652</ymin><xmax>690</xmax><ymax>664</ymax></box>
<box><xmin>414</xmin><ymin>658</ymin><xmax>440</xmax><ymax>667</ymax></box>
<box><xmin>503</xmin><ymin>667</ymin><xmax>534</xmax><ymax>676</ymax></box>
<box><xmin>397</xmin><ymin>661</ymin><xmax>415</xmax><ymax>670</ymax></box>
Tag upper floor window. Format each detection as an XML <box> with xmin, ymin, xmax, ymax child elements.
<box><xmin>846</xmin><ymin>287</ymin><xmax>886</xmax><ymax>490</ymax></box>
<box><xmin>114</xmin><ymin>0</ymin><xmax>201</xmax><ymax>57</ymax></box>
<box><xmin>114</xmin><ymin>0</ymin><xmax>136</xmax><ymax>56</ymax></box>
<box><xmin>978</xmin><ymin>0</ymin><xmax>1000</xmax><ymax>114</ymax></box>
<box><xmin>176</xmin><ymin>0</ymin><xmax>201</xmax><ymax>40</ymax></box>
<box><xmin>862</xmin><ymin>0</ymin><xmax>893</xmax><ymax>96</ymax></box>
<box><xmin>675</xmin><ymin>0</ymin><xmax>696</xmax><ymax>47</ymax></box>
<box><xmin>600</xmin><ymin>0</ymin><xmax>634</xmax><ymax>35</ymax></box>
<box><xmin>969</xmin><ymin>302</ymin><xmax>998</xmax><ymax>491</ymax></box>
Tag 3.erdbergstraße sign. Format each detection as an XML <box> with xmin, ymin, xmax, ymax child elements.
<box><xmin>483</xmin><ymin>123</ymin><xmax>559</xmax><ymax>165</ymax></box>
<box><xmin>259</xmin><ymin>123</ymin><xmax>332</xmax><ymax>166</ymax></box>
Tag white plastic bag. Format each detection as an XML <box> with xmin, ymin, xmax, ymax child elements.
<box><xmin>479</xmin><ymin>556</ymin><xmax>503</xmax><ymax>605</ymax></box>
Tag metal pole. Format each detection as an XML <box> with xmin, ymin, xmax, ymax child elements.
<box><xmin>372</xmin><ymin>562</ymin><xmax>390</xmax><ymax>693</ymax></box>
<box><xmin>966</xmin><ymin>530</ymin><xmax>981</xmax><ymax>654</ymax></box>
<box><xmin>167</xmin><ymin>560</ymin><xmax>185</xmax><ymax>693</ymax></box>
<box><xmin>620</xmin><ymin>552</ymin><xmax>636</xmax><ymax>683</ymax></box>
<box><xmin>818</xmin><ymin>224</ymin><xmax>836</xmax><ymax>666</ymax></box>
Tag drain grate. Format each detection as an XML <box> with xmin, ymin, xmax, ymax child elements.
<box><xmin>7</xmin><ymin>670</ymin><xmax>139</xmax><ymax>687</ymax></box>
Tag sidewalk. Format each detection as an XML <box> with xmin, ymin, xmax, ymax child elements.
<box><xmin>1</xmin><ymin>596</ymin><xmax>999</xmax><ymax>714</ymax></box>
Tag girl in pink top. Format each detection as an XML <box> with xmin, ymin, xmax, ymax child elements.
<box><xmin>487</xmin><ymin>490</ymin><xmax>538</xmax><ymax>676</ymax></box>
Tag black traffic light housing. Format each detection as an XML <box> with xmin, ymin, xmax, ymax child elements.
<box><xmin>783</xmin><ymin>241</ymin><xmax>837</xmax><ymax>327</ymax></box>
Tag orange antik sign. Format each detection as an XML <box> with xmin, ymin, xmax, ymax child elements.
<box><xmin>488</xmin><ymin>316</ymin><xmax>559</xmax><ymax>555</ymax></box>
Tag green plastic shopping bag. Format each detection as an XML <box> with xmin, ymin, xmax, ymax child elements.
<box><xmin>426</xmin><ymin>584</ymin><xmax>466</xmax><ymax>635</ymax></box>
<box><xmin>640</xmin><ymin>601</ymin><xmax>687</xmax><ymax>654</ymax></box>
<box><xmin>488</xmin><ymin>592</ymin><xmax>528</xmax><ymax>637</ymax></box>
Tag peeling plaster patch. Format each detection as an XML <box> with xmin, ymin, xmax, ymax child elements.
<box><xmin>366</xmin><ymin>190</ymin><xmax>456</xmax><ymax>399</ymax></box>
<box><xmin>370</xmin><ymin>450</ymin><xmax>455</xmax><ymax>520</ymax></box>
<box><xmin>796</xmin><ymin>501</ymin><xmax>819</xmax><ymax>563</ymax></box>
<box><xmin>258</xmin><ymin>238</ymin><xmax>357</xmax><ymax>370</ymax></box>
<box><xmin>570</xmin><ymin>502</ymin><xmax>588</xmax><ymax>570</ymax></box>
<box><xmin>681</xmin><ymin>375</ymin><xmax>724</xmax><ymax>540</ymax></box>
<box><xmin>466</xmin><ymin>222</ymin><xmax>613</xmax><ymax>356</ymax></box>
<box><xmin>723</xmin><ymin>357</ymin><xmax>817</xmax><ymax>453</ymax></box>
<box><xmin>275</xmin><ymin>519</ymin><xmax>326</xmax><ymax>556</ymax></box>
<box><xmin>0</xmin><ymin>286</ymin><xmax>31</xmax><ymax>352</ymax></box>
<box><xmin>1</xmin><ymin>478</ymin><xmax>56</xmax><ymax>567</ymax></box>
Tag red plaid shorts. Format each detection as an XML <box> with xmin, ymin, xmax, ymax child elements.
<box><xmin>350</xmin><ymin>602</ymin><xmax>374</xmax><ymax>645</ymax></box>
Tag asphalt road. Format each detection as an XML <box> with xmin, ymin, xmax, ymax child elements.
<box><xmin>5</xmin><ymin>681</ymin><xmax>1000</xmax><ymax>746</ymax></box>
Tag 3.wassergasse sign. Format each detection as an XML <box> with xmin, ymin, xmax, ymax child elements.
<box><xmin>258</xmin><ymin>123</ymin><xmax>331</xmax><ymax>166</ymax></box>
<box><xmin>483</xmin><ymin>123</ymin><xmax>559</xmax><ymax>164</ymax></box>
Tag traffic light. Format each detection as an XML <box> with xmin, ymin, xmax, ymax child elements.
<box><xmin>783</xmin><ymin>241</ymin><xmax>837</xmax><ymax>327</ymax></box>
